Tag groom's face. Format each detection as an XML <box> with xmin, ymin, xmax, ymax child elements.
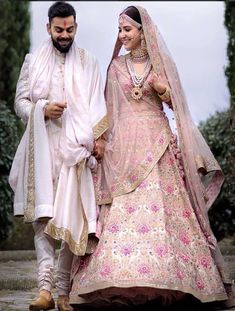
<box><xmin>47</xmin><ymin>15</ymin><xmax>77</xmax><ymax>53</ymax></box>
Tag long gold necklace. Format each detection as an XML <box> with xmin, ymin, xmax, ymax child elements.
<box><xmin>126</xmin><ymin>55</ymin><xmax>151</xmax><ymax>100</ymax></box>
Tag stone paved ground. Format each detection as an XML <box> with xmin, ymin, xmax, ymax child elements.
<box><xmin>0</xmin><ymin>248</ymin><xmax>234</xmax><ymax>311</ymax></box>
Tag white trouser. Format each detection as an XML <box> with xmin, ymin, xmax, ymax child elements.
<box><xmin>33</xmin><ymin>220</ymin><xmax>74</xmax><ymax>296</ymax></box>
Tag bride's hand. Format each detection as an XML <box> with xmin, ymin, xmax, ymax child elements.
<box><xmin>92</xmin><ymin>136</ymin><xmax>106</xmax><ymax>162</ymax></box>
<box><xmin>147</xmin><ymin>73</ymin><xmax>167</xmax><ymax>94</ymax></box>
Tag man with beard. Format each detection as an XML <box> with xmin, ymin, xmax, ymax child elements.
<box><xmin>9</xmin><ymin>2</ymin><xmax>108</xmax><ymax>311</ymax></box>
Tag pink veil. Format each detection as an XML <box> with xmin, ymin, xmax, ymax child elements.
<box><xmin>99</xmin><ymin>5</ymin><xmax>230</xmax><ymax>282</ymax></box>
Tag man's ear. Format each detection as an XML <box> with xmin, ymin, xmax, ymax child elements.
<box><xmin>47</xmin><ymin>23</ymin><xmax>51</xmax><ymax>35</ymax></box>
<box><xmin>75</xmin><ymin>22</ymin><xmax>78</xmax><ymax>33</ymax></box>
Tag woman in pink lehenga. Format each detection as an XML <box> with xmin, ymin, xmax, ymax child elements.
<box><xmin>69</xmin><ymin>5</ymin><xmax>234</xmax><ymax>309</ymax></box>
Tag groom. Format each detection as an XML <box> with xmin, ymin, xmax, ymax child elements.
<box><xmin>9</xmin><ymin>1</ymin><xmax>107</xmax><ymax>311</ymax></box>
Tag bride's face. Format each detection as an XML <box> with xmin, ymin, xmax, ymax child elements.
<box><xmin>118</xmin><ymin>20</ymin><xmax>141</xmax><ymax>51</ymax></box>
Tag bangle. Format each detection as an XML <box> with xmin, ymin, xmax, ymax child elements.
<box><xmin>158</xmin><ymin>88</ymin><xmax>167</xmax><ymax>96</ymax></box>
<box><xmin>158</xmin><ymin>87</ymin><xmax>171</xmax><ymax>102</ymax></box>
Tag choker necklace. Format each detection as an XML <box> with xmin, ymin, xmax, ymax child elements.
<box><xmin>126</xmin><ymin>56</ymin><xmax>151</xmax><ymax>100</ymax></box>
<box><xmin>130</xmin><ymin>47</ymin><xmax>148</xmax><ymax>63</ymax></box>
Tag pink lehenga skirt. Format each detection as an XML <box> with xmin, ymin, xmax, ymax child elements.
<box><xmin>69</xmin><ymin>144</ymin><xmax>228</xmax><ymax>307</ymax></box>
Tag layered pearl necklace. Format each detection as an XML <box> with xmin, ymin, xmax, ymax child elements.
<box><xmin>126</xmin><ymin>49</ymin><xmax>151</xmax><ymax>100</ymax></box>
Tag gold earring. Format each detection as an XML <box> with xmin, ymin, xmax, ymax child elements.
<box><xmin>141</xmin><ymin>33</ymin><xmax>146</xmax><ymax>49</ymax></box>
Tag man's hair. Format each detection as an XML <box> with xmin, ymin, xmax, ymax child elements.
<box><xmin>48</xmin><ymin>1</ymin><xmax>76</xmax><ymax>23</ymax></box>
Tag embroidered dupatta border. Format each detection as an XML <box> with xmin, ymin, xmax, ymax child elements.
<box><xmin>96</xmin><ymin>128</ymin><xmax>171</xmax><ymax>205</ymax></box>
<box><xmin>93</xmin><ymin>115</ymin><xmax>109</xmax><ymax>140</ymax></box>
<box><xmin>25</xmin><ymin>105</ymin><xmax>36</xmax><ymax>223</ymax></box>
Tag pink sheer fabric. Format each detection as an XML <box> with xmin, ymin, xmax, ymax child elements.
<box><xmin>93</xmin><ymin>6</ymin><xmax>230</xmax><ymax>280</ymax></box>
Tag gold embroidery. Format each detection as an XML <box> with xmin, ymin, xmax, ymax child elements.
<box><xmin>79</xmin><ymin>48</ymin><xmax>85</xmax><ymax>68</ymax></box>
<box><xmin>195</xmin><ymin>154</ymin><xmax>207</xmax><ymax>175</ymax></box>
<box><xmin>93</xmin><ymin>115</ymin><xmax>109</xmax><ymax>140</ymax></box>
<box><xmin>25</xmin><ymin>106</ymin><xmax>36</xmax><ymax>223</ymax></box>
<box><xmin>45</xmin><ymin>222</ymin><xmax>88</xmax><ymax>256</ymax></box>
<box><xmin>76</xmin><ymin>159</ymin><xmax>89</xmax><ymax>255</ymax></box>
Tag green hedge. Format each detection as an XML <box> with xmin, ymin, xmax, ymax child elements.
<box><xmin>0</xmin><ymin>101</ymin><xmax>20</xmax><ymax>241</ymax></box>
<box><xmin>199</xmin><ymin>109</ymin><xmax>235</xmax><ymax>240</ymax></box>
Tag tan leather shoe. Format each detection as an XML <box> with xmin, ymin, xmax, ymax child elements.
<box><xmin>57</xmin><ymin>297</ymin><xmax>74</xmax><ymax>311</ymax></box>
<box><xmin>29</xmin><ymin>295</ymin><xmax>55</xmax><ymax>311</ymax></box>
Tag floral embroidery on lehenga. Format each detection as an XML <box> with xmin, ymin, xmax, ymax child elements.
<box><xmin>70</xmin><ymin>143</ymin><xmax>227</xmax><ymax>305</ymax></box>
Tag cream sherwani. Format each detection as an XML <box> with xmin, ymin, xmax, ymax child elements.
<box><xmin>9</xmin><ymin>39</ymin><xmax>108</xmax><ymax>294</ymax></box>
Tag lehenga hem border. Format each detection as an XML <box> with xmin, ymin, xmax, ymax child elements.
<box><xmin>69</xmin><ymin>281</ymin><xmax>228</xmax><ymax>304</ymax></box>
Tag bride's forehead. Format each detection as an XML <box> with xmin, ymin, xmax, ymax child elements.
<box><xmin>118</xmin><ymin>20</ymin><xmax>138</xmax><ymax>30</ymax></box>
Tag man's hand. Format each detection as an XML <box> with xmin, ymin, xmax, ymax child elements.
<box><xmin>92</xmin><ymin>137</ymin><xmax>106</xmax><ymax>162</ymax></box>
<box><xmin>44</xmin><ymin>102</ymin><xmax>67</xmax><ymax>119</ymax></box>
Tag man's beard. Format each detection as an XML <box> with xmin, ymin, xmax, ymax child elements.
<box><xmin>51</xmin><ymin>37</ymin><xmax>73</xmax><ymax>53</ymax></box>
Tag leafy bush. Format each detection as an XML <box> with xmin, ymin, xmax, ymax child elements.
<box><xmin>0</xmin><ymin>0</ymin><xmax>30</xmax><ymax>241</ymax></box>
<box><xmin>199</xmin><ymin>109</ymin><xmax>235</xmax><ymax>240</ymax></box>
<box><xmin>0</xmin><ymin>101</ymin><xmax>20</xmax><ymax>241</ymax></box>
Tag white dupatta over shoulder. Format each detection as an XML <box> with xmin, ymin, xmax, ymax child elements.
<box><xmin>9</xmin><ymin>39</ymin><xmax>108</xmax><ymax>255</ymax></box>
